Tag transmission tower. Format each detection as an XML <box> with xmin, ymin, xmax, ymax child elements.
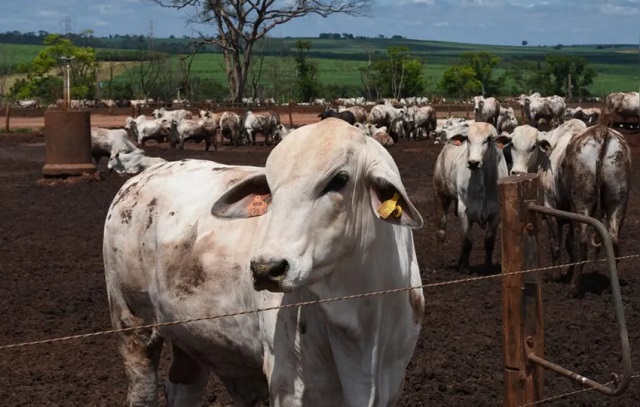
<box><xmin>63</xmin><ymin>17</ymin><xmax>73</xmax><ymax>36</ymax></box>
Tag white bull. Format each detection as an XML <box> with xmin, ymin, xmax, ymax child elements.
<box><xmin>90</xmin><ymin>127</ymin><xmax>138</xmax><ymax>165</ymax></box>
<box><xmin>152</xmin><ymin>108</ymin><xmax>193</xmax><ymax>121</ymax></box>
<box><xmin>433</xmin><ymin>122</ymin><xmax>509</xmax><ymax>274</ymax></box>
<box><xmin>606</xmin><ymin>92</ymin><xmax>639</xmax><ymax>123</ymax></box>
<box><xmin>107</xmin><ymin>149</ymin><xmax>167</xmax><ymax>175</ymax></box>
<box><xmin>473</xmin><ymin>96</ymin><xmax>500</xmax><ymax>126</ymax></box>
<box><xmin>104</xmin><ymin>118</ymin><xmax>425</xmax><ymax>407</ymax></box>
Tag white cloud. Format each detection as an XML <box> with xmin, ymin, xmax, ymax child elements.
<box><xmin>599</xmin><ymin>4</ymin><xmax>639</xmax><ymax>15</ymax></box>
<box><xmin>434</xmin><ymin>22</ymin><xmax>450</xmax><ymax>27</ymax></box>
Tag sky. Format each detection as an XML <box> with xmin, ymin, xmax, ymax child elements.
<box><xmin>0</xmin><ymin>0</ymin><xmax>639</xmax><ymax>46</ymax></box>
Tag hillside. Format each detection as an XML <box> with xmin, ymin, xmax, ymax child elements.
<box><xmin>2</xmin><ymin>35</ymin><xmax>638</xmax><ymax>99</ymax></box>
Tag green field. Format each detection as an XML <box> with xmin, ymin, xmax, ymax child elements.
<box><xmin>3</xmin><ymin>37</ymin><xmax>639</xmax><ymax>98</ymax></box>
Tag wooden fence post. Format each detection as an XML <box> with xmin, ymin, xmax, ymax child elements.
<box><xmin>288</xmin><ymin>102</ymin><xmax>293</xmax><ymax>128</ymax></box>
<box><xmin>499</xmin><ymin>173</ymin><xmax>544</xmax><ymax>407</ymax></box>
<box><xmin>465</xmin><ymin>103</ymin><xmax>469</xmax><ymax>119</ymax></box>
<box><xmin>447</xmin><ymin>103</ymin><xmax>452</xmax><ymax>117</ymax></box>
<box><xmin>5</xmin><ymin>105</ymin><xmax>10</xmax><ymax>132</ymax></box>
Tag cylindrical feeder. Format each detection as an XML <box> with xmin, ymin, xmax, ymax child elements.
<box><xmin>42</xmin><ymin>109</ymin><xmax>97</xmax><ymax>176</ymax></box>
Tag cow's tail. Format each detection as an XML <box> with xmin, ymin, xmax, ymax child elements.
<box><xmin>590</xmin><ymin>126</ymin><xmax>610</xmax><ymax>248</ymax></box>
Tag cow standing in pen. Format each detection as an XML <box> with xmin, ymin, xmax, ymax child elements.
<box><xmin>104</xmin><ymin>118</ymin><xmax>425</xmax><ymax>407</ymax></box>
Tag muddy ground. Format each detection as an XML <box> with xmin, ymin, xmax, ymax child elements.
<box><xmin>1</xmin><ymin>126</ymin><xmax>640</xmax><ymax>406</ymax></box>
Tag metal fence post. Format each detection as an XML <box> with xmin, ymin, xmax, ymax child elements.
<box><xmin>499</xmin><ymin>173</ymin><xmax>544</xmax><ymax>407</ymax></box>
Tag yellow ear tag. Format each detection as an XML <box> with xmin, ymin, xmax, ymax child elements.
<box><xmin>377</xmin><ymin>192</ymin><xmax>403</xmax><ymax>219</ymax></box>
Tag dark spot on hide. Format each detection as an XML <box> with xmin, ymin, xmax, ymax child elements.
<box><xmin>169</xmin><ymin>211</ymin><xmax>175</xmax><ymax>216</ymax></box>
<box><xmin>299</xmin><ymin>321</ymin><xmax>307</xmax><ymax>335</ymax></box>
<box><xmin>211</xmin><ymin>167</ymin><xmax>232</xmax><ymax>172</ymax></box>
<box><xmin>112</xmin><ymin>247</ymin><xmax>118</xmax><ymax>252</ymax></box>
<box><xmin>107</xmin><ymin>214</ymin><xmax>112</xmax><ymax>220</ymax></box>
<box><xmin>146</xmin><ymin>198</ymin><xmax>158</xmax><ymax>229</ymax></box>
<box><xmin>120</xmin><ymin>209</ymin><xmax>132</xmax><ymax>224</ymax></box>
<box><xmin>166</xmin><ymin>225</ymin><xmax>207</xmax><ymax>296</ymax></box>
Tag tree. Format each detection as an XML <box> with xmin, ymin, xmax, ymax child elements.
<box><xmin>439</xmin><ymin>65</ymin><xmax>482</xmax><ymax>100</ymax></box>
<box><xmin>0</xmin><ymin>54</ymin><xmax>11</xmax><ymax>97</ymax></box>
<box><xmin>151</xmin><ymin>0</ymin><xmax>371</xmax><ymax>102</ymax></box>
<box><xmin>458</xmin><ymin>52</ymin><xmax>502</xmax><ymax>96</ymax></box>
<box><xmin>365</xmin><ymin>46</ymin><xmax>425</xmax><ymax>99</ymax></box>
<box><xmin>544</xmin><ymin>55</ymin><xmax>597</xmax><ymax>100</ymax></box>
<box><xmin>522</xmin><ymin>40</ymin><xmax>528</xmax><ymax>46</ymax></box>
<box><xmin>294</xmin><ymin>40</ymin><xmax>321</xmax><ymax>102</ymax></box>
<box><xmin>11</xmin><ymin>34</ymin><xmax>97</xmax><ymax>102</ymax></box>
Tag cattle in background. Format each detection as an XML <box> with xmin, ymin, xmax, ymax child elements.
<box><xmin>369</xmin><ymin>104</ymin><xmax>407</xmax><ymax>129</ymax></box>
<box><xmin>15</xmin><ymin>99</ymin><xmax>39</xmax><ymax>109</ymax></box>
<box><xmin>606</xmin><ymin>92</ymin><xmax>639</xmax><ymax>124</ymax></box>
<box><xmin>389</xmin><ymin>116</ymin><xmax>410</xmax><ymax>142</ymax></box>
<box><xmin>495</xmin><ymin>121</ymin><xmax>631</xmax><ymax>297</ymax></box>
<box><xmin>433</xmin><ymin>122</ymin><xmax>509</xmax><ymax>274</ymax></box>
<box><xmin>241</xmin><ymin>110</ymin><xmax>281</xmax><ymax>145</ymax></box>
<box><xmin>564</xmin><ymin>106</ymin><xmax>601</xmax><ymax>126</ymax></box>
<box><xmin>518</xmin><ymin>93</ymin><xmax>566</xmax><ymax>129</ymax></box>
<box><xmin>90</xmin><ymin>127</ymin><xmax>138</xmax><ymax>165</ymax></box>
<box><xmin>273</xmin><ymin>124</ymin><xmax>291</xmax><ymax>143</ymax></box>
<box><xmin>318</xmin><ymin>108</ymin><xmax>356</xmax><ymax>125</ymax></box>
<box><xmin>152</xmin><ymin>107</ymin><xmax>193</xmax><ymax>121</ymax></box>
<box><xmin>473</xmin><ymin>96</ymin><xmax>500</xmax><ymax>126</ymax></box>
<box><xmin>220</xmin><ymin>111</ymin><xmax>242</xmax><ymax>146</ymax></box>
<box><xmin>124</xmin><ymin>115</ymin><xmax>171</xmax><ymax>146</ymax></box>
<box><xmin>406</xmin><ymin>105</ymin><xmax>437</xmax><ymax>140</ymax></box>
<box><xmin>104</xmin><ymin>118</ymin><xmax>424</xmax><ymax>406</ymax></box>
<box><xmin>337</xmin><ymin>105</ymin><xmax>367</xmax><ymax>123</ymax></box>
<box><xmin>168</xmin><ymin>118</ymin><xmax>217</xmax><ymax>151</ymax></box>
<box><xmin>496</xmin><ymin>106</ymin><xmax>518</xmax><ymax>134</ymax></box>
<box><xmin>107</xmin><ymin>149</ymin><xmax>167</xmax><ymax>175</ymax></box>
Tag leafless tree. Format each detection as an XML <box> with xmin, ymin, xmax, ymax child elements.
<box><xmin>130</xmin><ymin>47</ymin><xmax>166</xmax><ymax>99</ymax></box>
<box><xmin>248</xmin><ymin>37</ymin><xmax>271</xmax><ymax>99</ymax></box>
<box><xmin>358</xmin><ymin>43</ymin><xmax>374</xmax><ymax>101</ymax></box>
<box><xmin>151</xmin><ymin>0</ymin><xmax>371</xmax><ymax>103</ymax></box>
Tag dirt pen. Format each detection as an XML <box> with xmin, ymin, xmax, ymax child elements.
<box><xmin>1</xmin><ymin>122</ymin><xmax>640</xmax><ymax>406</ymax></box>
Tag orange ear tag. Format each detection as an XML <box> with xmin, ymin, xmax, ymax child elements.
<box><xmin>247</xmin><ymin>195</ymin><xmax>269</xmax><ymax>217</ymax></box>
<box><xmin>377</xmin><ymin>192</ymin><xmax>403</xmax><ymax>219</ymax></box>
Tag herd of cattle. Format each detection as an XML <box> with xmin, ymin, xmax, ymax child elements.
<box><xmin>96</xmin><ymin>91</ymin><xmax>638</xmax><ymax>406</ymax></box>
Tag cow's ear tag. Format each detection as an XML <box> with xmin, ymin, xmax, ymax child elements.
<box><xmin>247</xmin><ymin>194</ymin><xmax>270</xmax><ymax>217</ymax></box>
<box><xmin>377</xmin><ymin>192</ymin><xmax>403</xmax><ymax>219</ymax></box>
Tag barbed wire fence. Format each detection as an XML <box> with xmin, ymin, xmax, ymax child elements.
<box><xmin>1</xmin><ymin>252</ymin><xmax>639</xmax><ymax>406</ymax></box>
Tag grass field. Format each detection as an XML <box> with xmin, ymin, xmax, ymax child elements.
<box><xmin>3</xmin><ymin>37</ymin><xmax>639</xmax><ymax>98</ymax></box>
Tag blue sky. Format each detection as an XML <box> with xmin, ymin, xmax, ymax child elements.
<box><xmin>0</xmin><ymin>0</ymin><xmax>638</xmax><ymax>45</ymax></box>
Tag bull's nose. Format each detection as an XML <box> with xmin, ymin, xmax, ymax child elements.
<box><xmin>510</xmin><ymin>169</ymin><xmax>524</xmax><ymax>175</ymax></box>
<box><xmin>250</xmin><ymin>260</ymin><xmax>289</xmax><ymax>288</ymax></box>
<box><xmin>467</xmin><ymin>160</ymin><xmax>480</xmax><ymax>169</ymax></box>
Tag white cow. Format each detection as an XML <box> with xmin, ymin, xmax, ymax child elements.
<box><xmin>433</xmin><ymin>122</ymin><xmax>509</xmax><ymax>274</ymax></box>
<box><xmin>406</xmin><ymin>105</ymin><xmax>437</xmax><ymax>140</ymax></box>
<box><xmin>220</xmin><ymin>111</ymin><xmax>242</xmax><ymax>146</ymax></box>
<box><xmin>241</xmin><ymin>111</ymin><xmax>281</xmax><ymax>146</ymax></box>
<box><xmin>125</xmin><ymin>115</ymin><xmax>171</xmax><ymax>146</ymax></box>
<box><xmin>104</xmin><ymin>118</ymin><xmax>425</xmax><ymax>407</ymax></box>
<box><xmin>495</xmin><ymin>120</ymin><xmax>631</xmax><ymax>297</ymax></box>
<box><xmin>168</xmin><ymin>118</ymin><xmax>216</xmax><ymax>151</ymax></box>
<box><xmin>519</xmin><ymin>94</ymin><xmax>566</xmax><ymax>129</ymax></box>
<box><xmin>563</xmin><ymin>107</ymin><xmax>601</xmax><ymax>126</ymax></box>
<box><xmin>273</xmin><ymin>124</ymin><xmax>290</xmax><ymax>143</ymax></box>
<box><xmin>606</xmin><ymin>92</ymin><xmax>639</xmax><ymax>123</ymax></box>
<box><xmin>107</xmin><ymin>149</ymin><xmax>167</xmax><ymax>175</ymax></box>
<box><xmin>369</xmin><ymin>104</ymin><xmax>407</xmax><ymax>129</ymax></box>
<box><xmin>90</xmin><ymin>127</ymin><xmax>138</xmax><ymax>165</ymax></box>
<box><xmin>473</xmin><ymin>96</ymin><xmax>500</xmax><ymax>126</ymax></box>
<box><xmin>152</xmin><ymin>107</ymin><xmax>193</xmax><ymax>121</ymax></box>
<box><xmin>496</xmin><ymin>106</ymin><xmax>518</xmax><ymax>134</ymax></box>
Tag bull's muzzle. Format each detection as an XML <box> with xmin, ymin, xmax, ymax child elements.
<box><xmin>250</xmin><ymin>260</ymin><xmax>289</xmax><ymax>291</ymax></box>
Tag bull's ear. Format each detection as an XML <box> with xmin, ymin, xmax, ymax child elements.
<box><xmin>537</xmin><ymin>139</ymin><xmax>552</xmax><ymax>153</ymax></box>
<box><xmin>494</xmin><ymin>134</ymin><xmax>512</xmax><ymax>150</ymax></box>
<box><xmin>366</xmin><ymin>159</ymin><xmax>423</xmax><ymax>229</ymax></box>
<box><xmin>448</xmin><ymin>134</ymin><xmax>467</xmax><ymax>146</ymax></box>
<box><xmin>211</xmin><ymin>170</ymin><xmax>271</xmax><ymax>219</ymax></box>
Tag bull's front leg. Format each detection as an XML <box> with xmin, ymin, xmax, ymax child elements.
<box><xmin>545</xmin><ymin>214</ymin><xmax>563</xmax><ymax>281</ymax></box>
<box><xmin>483</xmin><ymin>213</ymin><xmax>501</xmax><ymax>275</ymax></box>
<box><xmin>434</xmin><ymin>192</ymin><xmax>452</xmax><ymax>271</ymax></box>
<box><xmin>457</xmin><ymin>205</ymin><xmax>473</xmax><ymax>274</ymax></box>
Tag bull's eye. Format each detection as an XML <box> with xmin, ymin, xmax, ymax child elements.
<box><xmin>322</xmin><ymin>171</ymin><xmax>350</xmax><ymax>195</ymax></box>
